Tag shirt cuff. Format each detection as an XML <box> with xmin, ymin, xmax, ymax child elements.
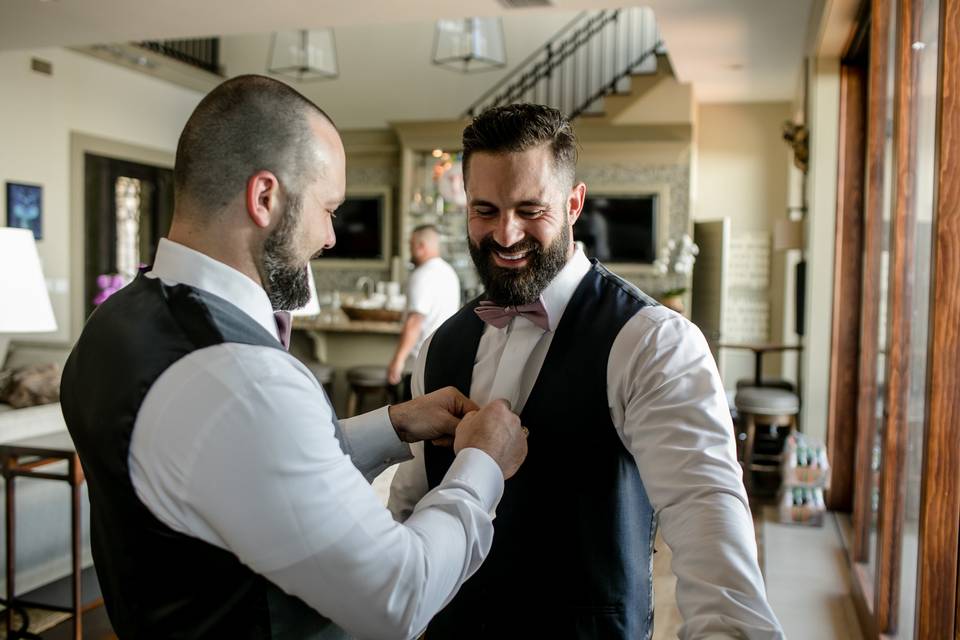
<box><xmin>341</xmin><ymin>406</ymin><xmax>412</xmax><ymax>478</ymax></box>
<box><xmin>444</xmin><ymin>447</ymin><xmax>505</xmax><ymax>514</ymax></box>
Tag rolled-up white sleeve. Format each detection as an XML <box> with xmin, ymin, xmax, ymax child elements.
<box><xmin>609</xmin><ymin>307</ymin><xmax>785</xmax><ymax>639</ymax></box>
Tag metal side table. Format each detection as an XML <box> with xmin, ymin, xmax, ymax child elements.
<box><xmin>0</xmin><ymin>431</ymin><xmax>84</xmax><ymax>640</ymax></box>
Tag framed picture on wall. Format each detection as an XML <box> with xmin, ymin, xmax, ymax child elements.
<box><xmin>6</xmin><ymin>182</ymin><xmax>43</xmax><ymax>240</ymax></box>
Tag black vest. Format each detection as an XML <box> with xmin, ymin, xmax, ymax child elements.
<box><xmin>423</xmin><ymin>261</ymin><xmax>659</xmax><ymax>639</ymax></box>
<box><xmin>61</xmin><ymin>273</ymin><xmax>344</xmax><ymax>639</ymax></box>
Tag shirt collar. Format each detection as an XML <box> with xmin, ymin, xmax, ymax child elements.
<box><xmin>146</xmin><ymin>238</ymin><xmax>280</xmax><ymax>340</ymax></box>
<box><xmin>539</xmin><ymin>245</ymin><xmax>591</xmax><ymax>332</ymax></box>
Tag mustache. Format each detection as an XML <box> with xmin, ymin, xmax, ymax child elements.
<box><xmin>476</xmin><ymin>237</ymin><xmax>542</xmax><ymax>255</ymax></box>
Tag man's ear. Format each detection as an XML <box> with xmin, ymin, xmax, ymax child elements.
<box><xmin>567</xmin><ymin>181</ymin><xmax>587</xmax><ymax>226</ymax></box>
<box><xmin>245</xmin><ymin>171</ymin><xmax>281</xmax><ymax>229</ymax></box>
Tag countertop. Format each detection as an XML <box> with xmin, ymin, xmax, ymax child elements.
<box><xmin>293</xmin><ymin>315</ymin><xmax>403</xmax><ymax>335</ymax></box>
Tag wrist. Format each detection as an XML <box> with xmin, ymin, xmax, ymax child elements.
<box><xmin>387</xmin><ymin>403</ymin><xmax>413</xmax><ymax>443</ymax></box>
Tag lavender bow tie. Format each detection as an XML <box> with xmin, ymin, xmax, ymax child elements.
<box><xmin>274</xmin><ymin>311</ymin><xmax>292</xmax><ymax>350</ymax></box>
<box><xmin>474</xmin><ymin>299</ymin><xmax>550</xmax><ymax>331</ymax></box>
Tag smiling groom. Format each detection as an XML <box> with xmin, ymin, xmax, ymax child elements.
<box><xmin>388</xmin><ymin>104</ymin><xmax>785</xmax><ymax>639</ymax></box>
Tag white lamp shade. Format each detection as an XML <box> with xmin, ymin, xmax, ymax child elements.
<box><xmin>291</xmin><ymin>265</ymin><xmax>320</xmax><ymax>317</ymax></box>
<box><xmin>0</xmin><ymin>228</ymin><xmax>57</xmax><ymax>333</ymax></box>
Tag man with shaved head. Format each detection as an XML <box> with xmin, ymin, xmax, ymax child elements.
<box><xmin>61</xmin><ymin>75</ymin><xmax>527</xmax><ymax>639</ymax></box>
<box><xmin>387</xmin><ymin>224</ymin><xmax>461</xmax><ymax>392</ymax></box>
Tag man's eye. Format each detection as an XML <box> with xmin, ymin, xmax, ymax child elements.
<box><xmin>473</xmin><ymin>208</ymin><xmax>496</xmax><ymax>216</ymax></box>
<box><xmin>519</xmin><ymin>209</ymin><xmax>545</xmax><ymax>217</ymax></box>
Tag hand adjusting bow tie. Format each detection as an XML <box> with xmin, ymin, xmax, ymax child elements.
<box><xmin>474</xmin><ymin>299</ymin><xmax>550</xmax><ymax>331</ymax></box>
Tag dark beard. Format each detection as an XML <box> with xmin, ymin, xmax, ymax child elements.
<box><xmin>261</xmin><ymin>192</ymin><xmax>312</xmax><ymax>311</ymax></box>
<box><xmin>468</xmin><ymin>222</ymin><xmax>570</xmax><ymax>307</ymax></box>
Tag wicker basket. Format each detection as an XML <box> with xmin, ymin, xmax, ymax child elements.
<box><xmin>340</xmin><ymin>306</ymin><xmax>404</xmax><ymax>323</ymax></box>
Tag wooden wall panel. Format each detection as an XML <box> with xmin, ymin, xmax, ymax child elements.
<box><xmin>827</xmin><ymin>62</ymin><xmax>866</xmax><ymax>513</ymax></box>
<box><xmin>917</xmin><ymin>0</ymin><xmax>960</xmax><ymax>636</ymax></box>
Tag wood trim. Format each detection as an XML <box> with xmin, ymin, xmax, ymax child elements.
<box><xmin>917</xmin><ymin>0</ymin><xmax>960</xmax><ymax>636</ymax></box>
<box><xmin>827</xmin><ymin>60</ymin><xmax>867</xmax><ymax>512</ymax></box>
<box><xmin>873</xmin><ymin>0</ymin><xmax>921</xmax><ymax>631</ymax></box>
<box><xmin>852</xmin><ymin>0</ymin><xmax>892</xmax><ymax>563</ymax></box>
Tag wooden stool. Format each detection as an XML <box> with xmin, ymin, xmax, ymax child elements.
<box><xmin>734</xmin><ymin>386</ymin><xmax>800</xmax><ymax>495</ymax></box>
<box><xmin>305</xmin><ymin>362</ymin><xmax>335</xmax><ymax>399</ymax></box>
<box><xmin>735</xmin><ymin>377</ymin><xmax>795</xmax><ymax>393</ymax></box>
<box><xmin>346</xmin><ymin>366</ymin><xmax>399</xmax><ymax>418</ymax></box>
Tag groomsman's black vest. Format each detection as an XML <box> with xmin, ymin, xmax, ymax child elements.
<box><xmin>424</xmin><ymin>261</ymin><xmax>659</xmax><ymax>639</ymax></box>
<box><xmin>61</xmin><ymin>273</ymin><xmax>345</xmax><ymax>639</ymax></box>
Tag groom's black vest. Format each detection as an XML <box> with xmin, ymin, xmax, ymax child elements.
<box><xmin>423</xmin><ymin>261</ymin><xmax>659</xmax><ymax>639</ymax></box>
<box><xmin>61</xmin><ymin>273</ymin><xmax>344</xmax><ymax>639</ymax></box>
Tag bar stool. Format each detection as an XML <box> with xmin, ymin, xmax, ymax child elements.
<box><xmin>305</xmin><ymin>362</ymin><xmax>335</xmax><ymax>399</ymax></box>
<box><xmin>735</xmin><ymin>377</ymin><xmax>795</xmax><ymax>393</ymax></box>
<box><xmin>735</xmin><ymin>386</ymin><xmax>800</xmax><ymax>495</ymax></box>
<box><xmin>346</xmin><ymin>366</ymin><xmax>399</xmax><ymax>417</ymax></box>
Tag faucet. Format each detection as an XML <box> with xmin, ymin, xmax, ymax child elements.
<box><xmin>355</xmin><ymin>276</ymin><xmax>375</xmax><ymax>298</ymax></box>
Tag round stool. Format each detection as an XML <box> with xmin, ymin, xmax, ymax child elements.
<box><xmin>305</xmin><ymin>362</ymin><xmax>335</xmax><ymax>399</ymax></box>
<box><xmin>735</xmin><ymin>377</ymin><xmax>795</xmax><ymax>392</ymax></box>
<box><xmin>346</xmin><ymin>366</ymin><xmax>399</xmax><ymax>417</ymax></box>
<box><xmin>735</xmin><ymin>386</ymin><xmax>800</xmax><ymax>495</ymax></box>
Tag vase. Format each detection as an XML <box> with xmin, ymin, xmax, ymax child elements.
<box><xmin>660</xmin><ymin>295</ymin><xmax>684</xmax><ymax>314</ymax></box>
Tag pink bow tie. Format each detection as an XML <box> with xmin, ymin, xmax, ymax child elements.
<box><xmin>474</xmin><ymin>299</ymin><xmax>550</xmax><ymax>331</ymax></box>
<box><xmin>274</xmin><ymin>311</ymin><xmax>292</xmax><ymax>350</ymax></box>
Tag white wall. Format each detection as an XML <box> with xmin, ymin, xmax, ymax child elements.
<box><xmin>0</xmin><ymin>48</ymin><xmax>201</xmax><ymax>344</ymax></box>
<box><xmin>693</xmin><ymin>101</ymin><xmax>793</xmax><ymax>388</ymax></box>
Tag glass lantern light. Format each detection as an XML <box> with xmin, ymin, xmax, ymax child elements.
<box><xmin>267</xmin><ymin>29</ymin><xmax>338</xmax><ymax>81</ymax></box>
<box><xmin>432</xmin><ymin>17</ymin><xmax>506</xmax><ymax>73</ymax></box>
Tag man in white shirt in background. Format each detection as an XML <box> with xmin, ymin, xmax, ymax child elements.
<box><xmin>61</xmin><ymin>75</ymin><xmax>528</xmax><ymax>640</ymax></box>
<box><xmin>387</xmin><ymin>224</ymin><xmax>461</xmax><ymax>395</ymax></box>
<box><xmin>389</xmin><ymin>103</ymin><xmax>785</xmax><ymax>639</ymax></box>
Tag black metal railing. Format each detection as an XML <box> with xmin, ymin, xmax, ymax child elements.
<box><xmin>463</xmin><ymin>7</ymin><xmax>663</xmax><ymax>120</ymax></box>
<box><xmin>138</xmin><ymin>38</ymin><xmax>221</xmax><ymax>75</ymax></box>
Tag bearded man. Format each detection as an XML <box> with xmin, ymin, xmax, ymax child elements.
<box><xmin>388</xmin><ymin>104</ymin><xmax>785</xmax><ymax>639</ymax></box>
<box><xmin>60</xmin><ymin>76</ymin><xmax>529</xmax><ymax>640</ymax></box>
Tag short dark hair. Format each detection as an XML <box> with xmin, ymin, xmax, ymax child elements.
<box><xmin>173</xmin><ymin>74</ymin><xmax>334</xmax><ymax>216</ymax></box>
<box><xmin>461</xmin><ymin>103</ymin><xmax>578</xmax><ymax>187</ymax></box>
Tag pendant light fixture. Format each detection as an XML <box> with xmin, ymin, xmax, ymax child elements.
<box><xmin>267</xmin><ymin>29</ymin><xmax>338</xmax><ymax>81</ymax></box>
<box><xmin>432</xmin><ymin>17</ymin><xmax>507</xmax><ymax>73</ymax></box>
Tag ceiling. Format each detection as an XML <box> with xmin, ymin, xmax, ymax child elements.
<box><xmin>1</xmin><ymin>0</ymin><xmax>816</xmax><ymax>105</ymax></box>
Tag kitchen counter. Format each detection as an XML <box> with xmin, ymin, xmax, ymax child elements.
<box><xmin>293</xmin><ymin>316</ymin><xmax>402</xmax><ymax>335</ymax></box>
<box><xmin>292</xmin><ymin>315</ymin><xmax>403</xmax><ymax>415</ymax></box>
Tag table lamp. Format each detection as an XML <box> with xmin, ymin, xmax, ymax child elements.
<box><xmin>0</xmin><ymin>228</ymin><xmax>57</xmax><ymax>366</ymax></box>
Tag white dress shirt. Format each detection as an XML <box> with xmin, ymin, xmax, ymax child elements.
<box><xmin>389</xmin><ymin>247</ymin><xmax>785</xmax><ymax>639</ymax></box>
<box><xmin>130</xmin><ymin>239</ymin><xmax>504</xmax><ymax>640</ymax></box>
<box><xmin>405</xmin><ymin>256</ymin><xmax>461</xmax><ymax>359</ymax></box>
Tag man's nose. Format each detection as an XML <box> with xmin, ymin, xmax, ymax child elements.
<box><xmin>323</xmin><ymin>216</ymin><xmax>336</xmax><ymax>250</ymax></box>
<box><xmin>492</xmin><ymin>213</ymin><xmax>524</xmax><ymax>248</ymax></box>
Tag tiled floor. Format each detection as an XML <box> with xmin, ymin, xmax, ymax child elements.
<box><xmin>649</xmin><ymin>507</ymin><xmax>863</xmax><ymax>640</ymax></box>
<box><xmin>761</xmin><ymin>507</ymin><xmax>864</xmax><ymax>639</ymax></box>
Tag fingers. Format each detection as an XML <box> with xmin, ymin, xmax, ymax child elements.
<box><xmin>441</xmin><ymin>386</ymin><xmax>480</xmax><ymax>415</ymax></box>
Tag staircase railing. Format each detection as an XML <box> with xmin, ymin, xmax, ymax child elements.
<box><xmin>137</xmin><ymin>38</ymin><xmax>221</xmax><ymax>75</ymax></box>
<box><xmin>463</xmin><ymin>7</ymin><xmax>662</xmax><ymax>120</ymax></box>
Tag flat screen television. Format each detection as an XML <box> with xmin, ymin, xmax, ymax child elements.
<box><xmin>577</xmin><ymin>194</ymin><xmax>658</xmax><ymax>263</ymax></box>
<box><xmin>319</xmin><ymin>194</ymin><xmax>385</xmax><ymax>260</ymax></box>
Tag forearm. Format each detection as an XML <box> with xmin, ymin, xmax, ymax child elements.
<box><xmin>390</xmin><ymin>314</ymin><xmax>424</xmax><ymax>365</ymax></box>
<box><xmin>262</xmin><ymin>449</ymin><xmax>502</xmax><ymax>640</ymax></box>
